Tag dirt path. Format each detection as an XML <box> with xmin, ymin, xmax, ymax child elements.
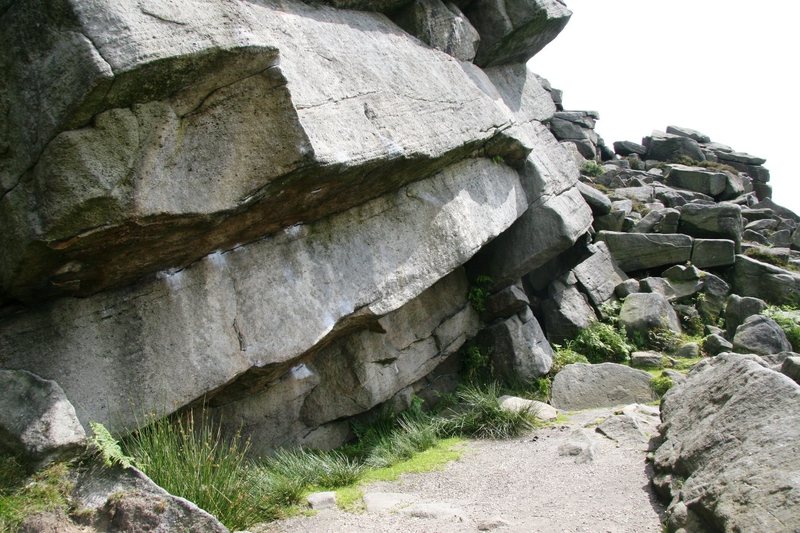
<box><xmin>254</xmin><ymin>405</ymin><xmax>665</xmax><ymax>533</ymax></box>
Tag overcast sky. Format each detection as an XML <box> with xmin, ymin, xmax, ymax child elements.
<box><xmin>529</xmin><ymin>0</ymin><xmax>800</xmax><ymax>213</ymax></box>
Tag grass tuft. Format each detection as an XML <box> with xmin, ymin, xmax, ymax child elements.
<box><xmin>438</xmin><ymin>383</ymin><xmax>537</xmax><ymax>439</ymax></box>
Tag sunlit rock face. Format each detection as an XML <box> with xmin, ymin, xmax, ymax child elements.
<box><xmin>0</xmin><ymin>0</ymin><xmax>583</xmax><ymax>448</ymax></box>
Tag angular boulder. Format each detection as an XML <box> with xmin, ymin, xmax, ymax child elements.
<box><xmin>665</xmin><ymin>125</ymin><xmax>710</xmax><ymax>144</ymax></box>
<box><xmin>478</xmin><ymin>308</ymin><xmax>554</xmax><ymax>382</ymax></box>
<box><xmin>541</xmin><ymin>278</ymin><xmax>597</xmax><ymax>344</ymax></box>
<box><xmin>571</xmin><ymin>241</ymin><xmax>627</xmax><ymax>306</ymax></box>
<box><xmin>466</xmin><ymin>0</ymin><xmax>572</xmax><ymax>67</ymax></box>
<box><xmin>678</xmin><ymin>202</ymin><xmax>743</xmax><ymax>248</ymax></box>
<box><xmin>653</xmin><ymin>354</ymin><xmax>800</xmax><ymax>532</ymax></box>
<box><xmin>596</xmin><ymin>231</ymin><xmax>693</xmax><ymax>273</ymax></box>
<box><xmin>645</xmin><ymin>135</ymin><xmax>705</xmax><ymax>162</ymax></box>
<box><xmin>613</xmin><ymin>140</ymin><xmax>647</xmax><ymax>157</ymax></box>
<box><xmin>393</xmin><ymin>0</ymin><xmax>480</xmax><ymax>61</ymax></box>
<box><xmin>665</xmin><ymin>164</ymin><xmax>727</xmax><ymax>197</ymax></box>
<box><xmin>619</xmin><ymin>292</ymin><xmax>682</xmax><ymax>339</ymax></box>
<box><xmin>551</xmin><ymin>363</ymin><xmax>658</xmax><ymax>410</ymax></box>
<box><xmin>483</xmin><ymin>283</ymin><xmax>530</xmax><ymax>322</ymax></box>
<box><xmin>732</xmin><ymin>254</ymin><xmax>800</xmax><ymax>305</ymax></box>
<box><xmin>0</xmin><ymin>369</ymin><xmax>86</xmax><ymax>466</ymax></box>
<box><xmin>732</xmin><ymin>315</ymin><xmax>792</xmax><ymax>356</ymax></box>
<box><xmin>725</xmin><ymin>294</ymin><xmax>768</xmax><ymax>338</ymax></box>
<box><xmin>690</xmin><ymin>238</ymin><xmax>735</xmax><ymax>268</ymax></box>
<box><xmin>576</xmin><ymin>181</ymin><xmax>612</xmax><ymax>215</ymax></box>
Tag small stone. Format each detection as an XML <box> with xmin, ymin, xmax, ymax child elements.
<box><xmin>557</xmin><ymin>429</ymin><xmax>596</xmax><ymax>464</ymax></box>
<box><xmin>630</xmin><ymin>351</ymin><xmax>665</xmax><ymax>368</ymax></box>
<box><xmin>306</xmin><ymin>491</ymin><xmax>337</xmax><ymax>510</ymax></box>
<box><xmin>498</xmin><ymin>395</ymin><xmax>558</xmax><ymax>421</ymax></box>
<box><xmin>674</xmin><ymin>342</ymin><xmax>700</xmax><ymax>359</ymax></box>
<box><xmin>703</xmin><ymin>334</ymin><xmax>732</xmax><ymax>356</ymax></box>
<box><xmin>477</xmin><ymin>516</ymin><xmax>511</xmax><ymax>530</ymax></box>
<box><xmin>781</xmin><ymin>356</ymin><xmax>800</xmax><ymax>384</ymax></box>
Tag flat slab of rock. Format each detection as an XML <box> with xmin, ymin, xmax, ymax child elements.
<box><xmin>653</xmin><ymin>354</ymin><xmax>800</xmax><ymax>532</ymax></box>
<box><xmin>732</xmin><ymin>254</ymin><xmax>800</xmax><ymax>305</ymax></box>
<box><xmin>307</xmin><ymin>491</ymin><xmax>337</xmax><ymax>510</ymax></box>
<box><xmin>597</xmin><ymin>231</ymin><xmax>692</xmax><ymax>272</ymax></box>
<box><xmin>630</xmin><ymin>351</ymin><xmax>665</xmax><ymax>369</ymax></box>
<box><xmin>572</xmin><ymin>242</ymin><xmax>627</xmax><ymax>306</ymax></box>
<box><xmin>551</xmin><ymin>363</ymin><xmax>658</xmax><ymax>410</ymax></box>
<box><xmin>691</xmin><ymin>238</ymin><xmax>735</xmax><ymax>268</ymax></box>
<box><xmin>678</xmin><ymin>202</ymin><xmax>743</xmax><ymax>246</ymax></box>
<box><xmin>665</xmin><ymin>164</ymin><xmax>727</xmax><ymax>197</ymax></box>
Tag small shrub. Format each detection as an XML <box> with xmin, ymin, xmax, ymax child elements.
<box><xmin>651</xmin><ymin>375</ymin><xmax>674</xmax><ymax>397</ymax></box>
<box><xmin>467</xmin><ymin>275</ymin><xmax>493</xmax><ymax>312</ymax></box>
<box><xmin>462</xmin><ymin>345</ymin><xmax>492</xmax><ymax>384</ymax></box>
<box><xmin>580</xmin><ymin>160</ymin><xmax>604</xmax><ymax>177</ymax></box>
<box><xmin>598</xmin><ymin>300</ymin><xmax>622</xmax><ymax>326</ymax></box>
<box><xmin>646</xmin><ymin>326</ymin><xmax>683</xmax><ymax>353</ymax></box>
<box><xmin>438</xmin><ymin>383</ymin><xmax>536</xmax><ymax>439</ymax></box>
<box><xmin>571</xmin><ymin>322</ymin><xmax>634</xmax><ymax>363</ymax></box>
<box><xmin>764</xmin><ymin>307</ymin><xmax>800</xmax><ymax>351</ymax></box>
<box><xmin>550</xmin><ymin>345</ymin><xmax>589</xmax><ymax>374</ymax></box>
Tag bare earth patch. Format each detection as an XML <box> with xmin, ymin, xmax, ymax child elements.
<box><xmin>254</xmin><ymin>406</ymin><xmax>665</xmax><ymax>533</ymax></box>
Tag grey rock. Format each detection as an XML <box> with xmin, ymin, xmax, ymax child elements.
<box><xmin>467</xmin><ymin>0</ymin><xmax>572</xmax><ymax>67</ymax></box>
<box><xmin>593</xmin><ymin>209</ymin><xmax>626</xmax><ymax>232</ymax></box>
<box><xmin>498</xmin><ymin>395</ymin><xmax>558</xmax><ymax>420</ymax></box>
<box><xmin>2</xmin><ymin>0</ymin><xmax>517</xmax><ymax>306</ymax></box>
<box><xmin>745</xmin><ymin>218</ymin><xmax>779</xmax><ymax>232</ymax></box>
<box><xmin>791</xmin><ymin>227</ymin><xmax>800</xmax><ymax>250</ymax></box>
<box><xmin>674</xmin><ymin>342</ymin><xmax>701</xmax><ymax>358</ymax></box>
<box><xmin>690</xmin><ymin>238</ymin><xmax>735</xmax><ymax>268</ymax></box>
<box><xmin>393</xmin><ymin>0</ymin><xmax>480</xmax><ymax>61</ymax></box>
<box><xmin>73</xmin><ymin>462</ymin><xmax>227</xmax><ymax>532</ymax></box>
<box><xmin>665</xmin><ymin>125</ymin><xmax>711</xmax><ymax>143</ymax></box>
<box><xmin>307</xmin><ymin>491</ymin><xmax>337</xmax><ymax>510</ymax></box>
<box><xmin>478</xmin><ymin>311</ymin><xmax>553</xmax><ymax>382</ymax></box>
<box><xmin>542</xmin><ymin>279</ymin><xmax>597</xmax><ymax>344</ymax></box>
<box><xmin>782</xmin><ymin>356</ymin><xmax>800</xmax><ymax>384</ymax></box>
<box><xmin>564</xmin><ymin>139</ymin><xmax>597</xmax><ymax>160</ymax></box>
<box><xmin>770</xmin><ymin>229</ymin><xmax>793</xmax><ymax>248</ymax></box>
<box><xmin>732</xmin><ymin>315</ymin><xmax>791</xmax><ymax>356</ymax></box>
<box><xmin>630</xmin><ymin>208</ymin><xmax>681</xmax><ymax>234</ymax></box>
<box><xmin>725</xmin><ymin>294</ymin><xmax>768</xmax><ymax>338</ymax></box>
<box><xmin>320</xmin><ymin>0</ymin><xmax>413</xmax><ymax>10</ymax></box>
<box><xmin>678</xmin><ymin>202</ymin><xmax>743</xmax><ymax>248</ymax></box>
<box><xmin>620</xmin><ymin>293</ymin><xmax>682</xmax><ymax>339</ymax></box>
<box><xmin>477</xmin><ymin>516</ymin><xmax>512</xmax><ymax>530</ymax></box>
<box><xmin>645</xmin><ymin>135</ymin><xmax>705</xmax><ymax>162</ymax></box>
<box><xmin>754</xmin><ymin>198</ymin><xmax>799</xmax><ymax>221</ymax></box>
<box><xmin>662</xmin><ymin>369</ymin><xmax>687</xmax><ymax>385</ymax></box>
<box><xmin>742</xmin><ymin>228</ymin><xmax>771</xmax><ymax>245</ymax></box>
<box><xmin>551</xmin><ymin>363</ymin><xmax>658</xmax><ymax>410</ymax></box>
<box><xmin>613</xmin><ymin>140</ymin><xmax>647</xmax><ymax>157</ymax></box>
<box><xmin>597</xmin><ymin>231</ymin><xmax>693</xmax><ymax>273</ymax></box>
<box><xmin>472</xmin><ymin>185</ymin><xmax>593</xmax><ymax>288</ymax></box>
<box><xmin>639</xmin><ymin>277</ymin><xmax>678</xmax><ymax>300</ymax></box>
<box><xmin>615</xmin><ymin>279</ymin><xmax>641</xmax><ymax>299</ymax></box>
<box><xmin>732</xmin><ymin>254</ymin><xmax>800</xmax><ymax>305</ymax></box>
<box><xmin>2</xmin><ymin>160</ymin><xmax>515</xmax><ymax>436</ymax></box>
<box><xmin>483</xmin><ymin>63</ymin><xmax>557</xmax><ymax>124</ymax></box>
<box><xmin>716</xmin><ymin>150</ymin><xmax>767</xmax><ymax>166</ymax></box>
<box><xmin>595</xmin><ymin>414</ymin><xmax>648</xmax><ymax>444</ymax></box>
<box><xmin>576</xmin><ymin>182</ymin><xmax>612</xmax><ymax>215</ymax></box>
<box><xmin>630</xmin><ymin>351</ymin><xmax>665</xmax><ymax>369</ymax></box>
<box><xmin>653</xmin><ymin>354</ymin><xmax>800</xmax><ymax>532</ymax></box>
<box><xmin>665</xmin><ymin>164</ymin><xmax>727</xmax><ymax>197</ymax></box>
<box><xmin>696</xmin><ymin>272</ymin><xmax>730</xmax><ymax>324</ymax></box>
<box><xmin>0</xmin><ymin>369</ymin><xmax>86</xmax><ymax>466</ymax></box>
<box><xmin>363</xmin><ymin>492</ymin><xmax>416</xmax><ymax>513</ymax></box>
<box><xmin>401</xmin><ymin>502</ymin><xmax>468</xmax><ymax>522</ymax></box>
<box><xmin>483</xmin><ymin>283</ymin><xmax>530</xmax><ymax>321</ymax></box>
<box><xmin>662</xmin><ymin>264</ymin><xmax>702</xmax><ymax>281</ymax></box>
<box><xmin>572</xmin><ymin>242</ymin><xmax>628</xmax><ymax>306</ymax></box>
<box><xmin>557</xmin><ymin>429</ymin><xmax>596</xmax><ymax>464</ymax></box>
<box><xmin>550</xmin><ymin>117</ymin><xmax>597</xmax><ymax>143</ymax></box>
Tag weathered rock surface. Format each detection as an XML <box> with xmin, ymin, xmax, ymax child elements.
<box><xmin>466</xmin><ymin>0</ymin><xmax>572</xmax><ymax>67</ymax></box>
<box><xmin>498</xmin><ymin>395</ymin><xmax>558</xmax><ymax>420</ymax></box>
<box><xmin>690</xmin><ymin>238</ymin><xmax>735</xmax><ymax>268</ymax></box>
<box><xmin>541</xmin><ymin>278</ymin><xmax>597</xmax><ymax>344</ymax></box>
<box><xmin>597</xmin><ymin>231</ymin><xmax>692</xmax><ymax>273</ymax></box>
<box><xmin>1</xmin><ymin>0</ymin><xmax>517</xmax><ymax>305</ymax></box>
<box><xmin>551</xmin><ymin>363</ymin><xmax>658</xmax><ymax>410</ymax></box>
<box><xmin>678</xmin><ymin>202</ymin><xmax>743</xmax><ymax>247</ymax></box>
<box><xmin>0</xmin><ymin>369</ymin><xmax>86</xmax><ymax>466</ymax></box>
<box><xmin>619</xmin><ymin>292</ymin><xmax>682</xmax><ymax>339</ymax></box>
<box><xmin>477</xmin><ymin>308</ymin><xmax>553</xmax><ymax>382</ymax></box>
<box><xmin>1</xmin><ymin>161</ymin><xmax>522</xmax><ymax>434</ymax></box>
<box><xmin>783</xmin><ymin>356</ymin><xmax>800</xmax><ymax>384</ymax></box>
<box><xmin>645</xmin><ymin>135</ymin><xmax>705</xmax><ymax>162</ymax></box>
<box><xmin>732</xmin><ymin>315</ymin><xmax>792</xmax><ymax>356</ymax></box>
<box><xmin>665</xmin><ymin>164</ymin><xmax>727</xmax><ymax>197</ymax></box>
<box><xmin>572</xmin><ymin>242</ymin><xmax>627</xmax><ymax>306</ymax></box>
<box><xmin>732</xmin><ymin>254</ymin><xmax>800</xmax><ymax>305</ymax></box>
<box><xmin>393</xmin><ymin>0</ymin><xmax>480</xmax><ymax>61</ymax></box>
<box><xmin>725</xmin><ymin>293</ymin><xmax>768</xmax><ymax>338</ymax></box>
<box><xmin>653</xmin><ymin>354</ymin><xmax>800</xmax><ymax>532</ymax></box>
<box><xmin>73</xmin><ymin>462</ymin><xmax>228</xmax><ymax>532</ymax></box>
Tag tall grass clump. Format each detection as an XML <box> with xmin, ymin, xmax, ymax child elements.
<box><xmin>124</xmin><ymin>412</ymin><xmax>267</xmax><ymax>530</ymax></box>
<box><xmin>438</xmin><ymin>383</ymin><xmax>536</xmax><ymax>439</ymax></box>
<box><xmin>264</xmin><ymin>448</ymin><xmax>363</xmax><ymax>488</ymax></box>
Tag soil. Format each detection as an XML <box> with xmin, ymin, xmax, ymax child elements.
<box><xmin>253</xmin><ymin>405</ymin><xmax>666</xmax><ymax>533</ymax></box>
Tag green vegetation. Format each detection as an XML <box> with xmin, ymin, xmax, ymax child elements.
<box><xmin>438</xmin><ymin>383</ymin><xmax>537</xmax><ymax>439</ymax></box>
<box><xmin>550</xmin><ymin>345</ymin><xmax>589</xmax><ymax>374</ymax></box>
<box><xmin>90</xmin><ymin>421</ymin><xmax>135</xmax><ymax>469</ymax></box>
<box><xmin>743</xmin><ymin>247</ymin><xmax>793</xmax><ymax>270</ymax></box>
<box><xmin>0</xmin><ymin>457</ymin><xmax>73</xmax><ymax>531</ymax></box>
<box><xmin>763</xmin><ymin>306</ymin><xmax>800</xmax><ymax>351</ymax></box>
<box><xmin>580</xmin><ymin>160</ymin><xmax>605</xmax><ymax>177</ymax></box>
<box><xmin>462</xmin><ymin>345</ymin><xmax>493</xmax><ymax>384</ymax></box>
<box><xmin>571</xmin><ymin>321</ymin><xmax>634</xmax><ymax>363</ymax></box>
<box><xmin>650</xmin><ymin>374</ymin><xmax>674</xmax><ymax>397</ymax></box>
<box><xmin>467</xmin><ymin>275</ymin><xmax>494</xmax><ymax>313</ymax></box>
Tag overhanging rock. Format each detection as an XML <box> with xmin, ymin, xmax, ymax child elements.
<box><xmin>0</xmin><ymin>158</ymin><xmax>526</xmax><ymax>434</ymax></box>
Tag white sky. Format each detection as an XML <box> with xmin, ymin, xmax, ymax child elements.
<box><xmin>529</xmin><ymin>0</ymin><xmax>800</xmax><ymax>213</ymax></box>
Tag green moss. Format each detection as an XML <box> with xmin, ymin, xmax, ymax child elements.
<box><xmin>0</xmin><ymin>458</ymin><xmax>73</xmax><ymax>531</ymax></box>
<box><xmin>763</xmin><ymin>307</ymin><xmax>800</xmax><ymax>350</ymax></box>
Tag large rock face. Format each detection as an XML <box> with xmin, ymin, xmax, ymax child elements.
<box><xmin>551</xmin><ymin>363</ymin><xmax>657</xmax><ymax>410</ymax></box>
<box><xmin>1</xmin><ymin>0</ymin><xmax>518</xmax><ymax>306</ymax></box>
<box><xmin>653</xmin><ymin>354</ymin><xmax>800</xmax><ymax>532</ymax></box>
